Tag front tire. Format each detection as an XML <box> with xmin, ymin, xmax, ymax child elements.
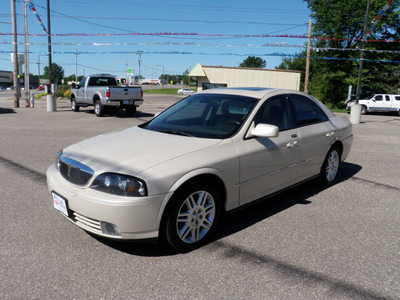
<box><xmin>165</xmin><ymin>182</ymin><xmax>221</xmax><ymax>252</ymax></box>
<box><xmin>320</xmin><ymin>146</ymin><xmax>341</xmax><ymax>187</ymax></box>
<box><xmin>71</xmin><ymin>98</ymin><xmax>79</xmax><ymax>112</ymax></box>
<box><xmin>94</xmin><ymin>100</ymin><xmax>104</xmax><ymax>117</ymax></box>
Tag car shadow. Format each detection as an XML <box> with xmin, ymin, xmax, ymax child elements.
<box><xmin>216</xmin><ymin>162</ymin><xmax>362</xmax><ymax>241</ymax></box>
<box><xmin>92</xmin><ymin>162</ymin><xmax>362</xmax><ymax>256</ymax></box>
<box><xmin>0</xmin><ymin>107</ymin><xmax>16</xmax><ymax>114</ymax></box>
<box><xmin>84</xmin><ymin>109</ymin><xmax>154</xmax><ymax>118</ymax></box>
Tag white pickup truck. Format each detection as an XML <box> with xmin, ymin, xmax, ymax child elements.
<box><xmin>346</xmin><ymin>94</ymin><xmax>400</xmax><ymax>115</ymax></box>
<box><xmin>70</xmin><ymin>75</ymin><xmax>143</xmax><ymax>117</ymax></box>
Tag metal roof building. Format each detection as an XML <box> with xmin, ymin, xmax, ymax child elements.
<box><xmin>189</xmin><ymin>64</ymin><xmax>301</xmax><ymax>92</ymax></box>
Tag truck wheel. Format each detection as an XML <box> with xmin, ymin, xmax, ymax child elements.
<box><xmin>361</xmin><ymin>105</ymin><xmax>367</xmax><ymax>115</ymax></box>
<box><xmin>94</xmin><ymin>100</ymin><xmax>104</xmax><ymax>117</ymax></box>
<box><xmin>71</xmin><ymin>98</ymin><xmax>79</xmax><ymax>112</ymax></box>
<box><xmin>126</xmin><ymin>106</ymin><xmax>137</xmax><ymax>116</ymax></box>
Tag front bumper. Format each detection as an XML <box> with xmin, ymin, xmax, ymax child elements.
<box><xmin>46</xmin><ymin>164</ymin><xmax>170</xmax><ymax>240</ymax></box>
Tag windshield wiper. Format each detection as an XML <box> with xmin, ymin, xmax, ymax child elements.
<box><xmin>159</xmin><ymin>130</ymin><xmax>192</xmax><ymax>137</ymax></box>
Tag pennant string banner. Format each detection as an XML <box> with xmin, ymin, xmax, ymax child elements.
<box><xmin>1</xmin><ymin>50</ymin><xmax>398</xmax><ymax>63</ymax></box>
<box><xmin>1</xmin><ymin>31</ymin><xmax>399</xmax><ymax>43</ymax></box>
<box><xmin>366</xmin><ymin>0</ymin><xmax>393</xmax><ymax>37</ymax></box>
<box><xmin>2</xmin><ymin>40</ymin><xmax>399</xmax><ymax>54</ymax></box>
<box><xmin>26</xmin><ymin>0</ymin><xmax>47</xmax><ymax>33</ymax></box>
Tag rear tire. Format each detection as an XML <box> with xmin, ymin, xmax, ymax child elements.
<box><xmin>126</xmin><ymin>106</ymin><xmax>137</xmax><ymax>116</ymax></box>
<box><xmin>165</xmin><ymin>182</ymin><xmax>221</xmax><ymax>252</ymax></box>
<box><xmin>94</xmin><ymin>100</ymin><xmax>104</xmax><ymax>117</ymax></box>
<box><xmin>361</xmin><ymin>105</ymin><xmax>367</xmax><ymax>115</ymax></box>
<box><xmin>320</xmin><ymin>145</ymin><xmax>341</xmax><ymax>187</ymax></box>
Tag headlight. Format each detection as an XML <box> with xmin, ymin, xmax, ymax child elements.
<box><xmin>91</xmin><ymin>173</ymin><xmax>147</xmax><ymax>197</ymax></box>
<box><xmin>55</xmin><ymin>150</ymin><xmax>63</xmax><ymax>170</ymax></box>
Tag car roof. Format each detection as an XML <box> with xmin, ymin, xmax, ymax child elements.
<box><xmin>197</xmin><ymin>87</ymin><xmax>335</xmax><ymax>118</ymax></box>
<box><xmin>198</xmin><ymin>87</ymin><xmax>296</xmax><ymax>99</ymax></box>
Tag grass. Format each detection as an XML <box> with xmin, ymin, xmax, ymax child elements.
<box><xmin>330</xmin><ymin>108</ymin><xmax>348</xmax><ymax>114</ymax></box>
<box><xmin>325</xmin><ymin>103</ymin><xmax>348</xmax><ymax>114</ymax></box>
<box><xmin>143</xmin><ymin>88</ymin><xmax>183</xmax><ymax>95</ymax></box>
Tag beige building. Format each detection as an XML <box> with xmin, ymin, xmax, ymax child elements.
<box><xmin>189</xmin><ymin>64</ymin><xmax>301</xmax><ymax>92</ymax></box>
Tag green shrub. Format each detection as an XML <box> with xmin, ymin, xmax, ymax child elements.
<box><xmin>36</xmin><ymin>93</ymin><xmax>47</xmax><ymax>98</ymax></box>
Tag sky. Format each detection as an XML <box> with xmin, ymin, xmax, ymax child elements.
<box><xmin>0</xmin><ymin>0</ymin><xmax>312</xmax><ymax>80</ymax></box>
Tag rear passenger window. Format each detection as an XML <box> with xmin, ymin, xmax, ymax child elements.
<box><xmin>395</xmin><ymin>96</ymin><xmax>400</xmax><ymax>101</ymax></box>
<box><xmin>289</xmin><ymin>94</ymin><xmax>328</xmax><ymax>127</ymax></box>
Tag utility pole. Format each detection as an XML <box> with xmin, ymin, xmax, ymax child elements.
<box><xmin>355</xmin><ymin>0</ymin><xmax>371</xmax><ymax>104</ymax></box>
<box><xmin>23</xmin><ymin>0</ymin><xmax>30</xmax><ymax>107</ymax></box>
<box><xmin>46</xmin><ymin>0</ymin><xmax>56</xmax><ymax>111</ymax></box>
<box><xmin>350</xmin><ymin>0</ymin><xmax>371</xmax><ymax>124</ymax></box>
<box><xmin>11</xmin><ymin>0</ymin><xmax>20</xmax><ymax>108</ymax></box>
<box><xmin>304</xmin><ymin>19</ymin><xmax>312</xmax><ymax>94</ymax></box>
<box><xmin>46</xmin><ymin>0</ymin><xmax>52</xmax><ymax>85</ymax></box>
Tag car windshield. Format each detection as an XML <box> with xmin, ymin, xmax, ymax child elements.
<box><xmin>141</xmin><ymin>93</ymin><xmax>259</xmax><ymax>139</ymax></box>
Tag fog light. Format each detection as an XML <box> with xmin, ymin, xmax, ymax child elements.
<box><xmin>100</xmin><ymin>222</ymin><xmax>121</xmax><ymax>236</ymax></box>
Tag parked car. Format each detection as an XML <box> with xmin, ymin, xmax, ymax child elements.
<box><xmin>346</xmin><ymin>94</ymin><xmax>400</xmax><ymax>115</ymax></box>
<box><xmin>38</xmin><ymin>84</ymin><xmax>49</xmax><ymax>91</ymax></box>
<box><xmin>177</xmin><ymin>88</ymin><xmax>195</xmax><ymax>95</ymax></box>
<box><xmin>47</xmin><ymin>88</ymin><xmax>353</xmax><ymax>252</ymax></box>
<box><xmin>70</xmin><ymin>75</ymin><xmax>143</xmax><ymax>117</ymax></box>
<box><xmin>0</xmin><ymin>86</ymin><xmax>6</xmax><ymax>90</ymax></box>
<box><xmin>6</xmin><ymin>86</ymin><xmax>14</xmax><ymax>90</ymax></box>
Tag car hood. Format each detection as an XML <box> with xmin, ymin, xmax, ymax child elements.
<box><xmin>62</xmin><ymin>126</ymin><xmax>221</xmax><ymax>175</ymax></box>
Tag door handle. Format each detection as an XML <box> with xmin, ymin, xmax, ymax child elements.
<box><xmin>326</xmin><ymin>132</ymin><xmax>335</xmax><ymax>137</ymax></box>
<box><xmin>286</xmin><ymin>141</ymin><xmax>298</xmax><ymax>148</ymax></box>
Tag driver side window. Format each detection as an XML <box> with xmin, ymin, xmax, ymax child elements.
<box><xmin>254</xmin><ymin>94</ymin><xmax>292</xmax><ymax>131</ymax></box>
<box><xmin>79</xmin><ymin>77</ymin><xmax>87</xmax><ymax>88</ymax></box>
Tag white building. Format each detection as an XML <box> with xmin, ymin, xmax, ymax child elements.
<box><xmin>189</xmin><ymin>64</ymin><xmax>301</xmax><ymax>92</ymax></box>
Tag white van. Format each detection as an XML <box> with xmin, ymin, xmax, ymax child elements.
<box><xmin>346</xmin><ymin>94</ymin><xmax>400</xmax><ymax>115</ymax></box>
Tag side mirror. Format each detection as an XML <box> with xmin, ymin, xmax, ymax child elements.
<box><xmin>71</xmin><ymin>83</ymin><xmax>76</xmax><ymax>89</ymax></box>
<box><xmin>249</xmin><ymin>123</ymin><xmax>279</xmax><ymax>138</ymax></box>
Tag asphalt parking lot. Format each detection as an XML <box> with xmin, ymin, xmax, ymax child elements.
<box><xmin>1</xmin><ymin>92</ymin><xmax>399</xmax><ymax>299</ymax></box>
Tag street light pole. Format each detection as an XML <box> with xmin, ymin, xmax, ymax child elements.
<box><xmin>157</xmin><ymin>65</ymin><xmax>164</xmax><ymax>86</ymax></box>
<box><xmin>137</xmin><ymin>51</ymin><xmax>143</xmax><ymax>84</ymax></box>
<box><xmin>37</xmin><ymin>54</ymin><xmax>48</xmax><ymax>85</ymax></box>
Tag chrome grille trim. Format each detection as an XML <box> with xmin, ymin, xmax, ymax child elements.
<box><xmin>72</xmin><ymin>212</ymin><xmax>102</xmax><ymax>233</ymax></box>
<box><xmin>59</xmin><ymin>156</ymin><xmax>94</xmax><ymax>186</ymax></box>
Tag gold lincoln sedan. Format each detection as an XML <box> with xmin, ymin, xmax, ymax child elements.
<box><xmin>47</xmin><ymin>88</ymin><xmax>353</xmax><ymax>252</ymax></box>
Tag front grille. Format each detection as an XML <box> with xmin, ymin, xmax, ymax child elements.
<box><xmin>59</xmin><ymin>156</ymin><xmax>94</xmax><ymax>186</ymax></box>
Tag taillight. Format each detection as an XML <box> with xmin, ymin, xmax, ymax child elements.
<box><xmin>141</xmin><ymin>88</ymin><xmax>143</xmax><ymax>98</ymax></box>
<box><xmin>106</xmin><ymin>88</ymin><xmax>110</xmax><ymax>98</ymax></box>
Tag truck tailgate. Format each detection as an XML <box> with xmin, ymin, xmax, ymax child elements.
<box><xmin>108</xmin><ymin>87</ymin><xmax>142</xmax><ymax>100</ymax></box>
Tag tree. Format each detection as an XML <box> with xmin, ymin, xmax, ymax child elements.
<box><xmin>43</xmin><ymin>63</ymin><xmax>65</xmax><ymax>85</ymax></box>
<box><xmin>239</xmin><ymin>56</ymin><xmax>266</xmax><ymax>68</ymax></box>
<box><xmin>277</xmin><ymin>0</ymin><xmax>400</xmax><ymax>106</ymax></box>
<box><xmin>303</xmin><ymin>0</ymin><xmax>400</xmax><ymax>104</ymax></box>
